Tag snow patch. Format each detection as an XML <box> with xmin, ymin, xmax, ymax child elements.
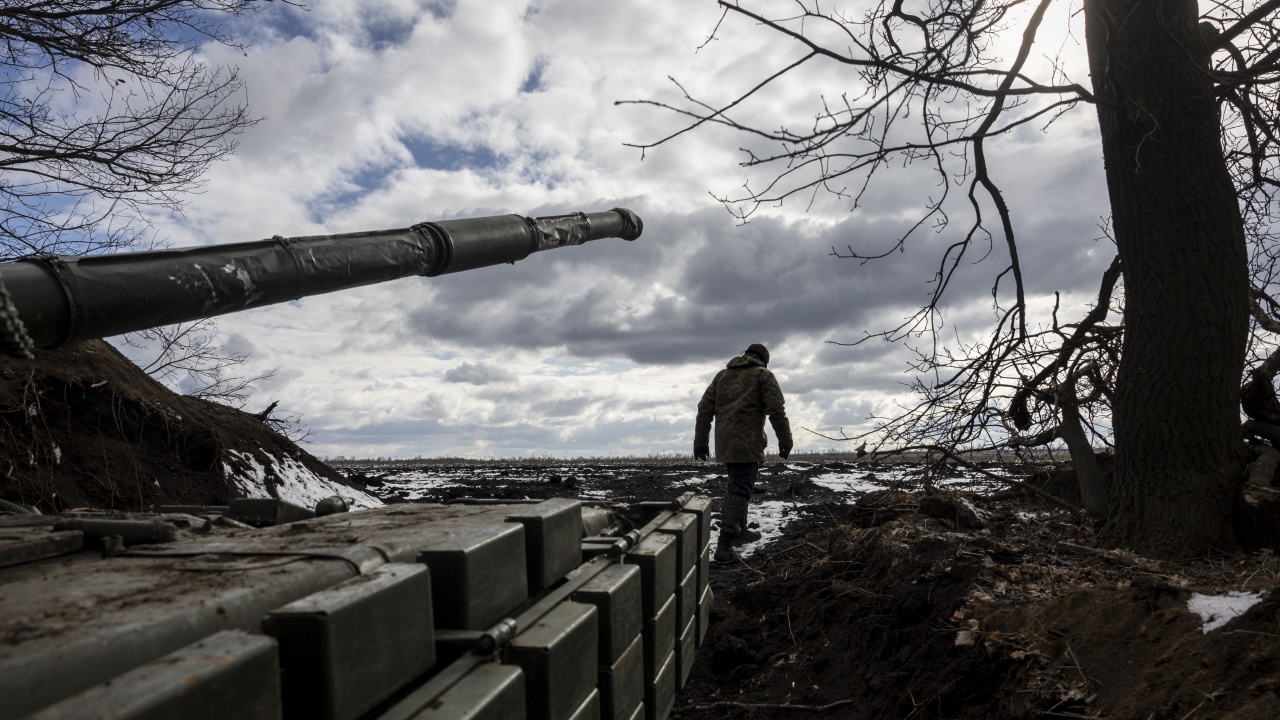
<box><xmin>675</xmin><ymin>474</ymin><xmax>719</xmax><ymax>487</ymax></box>
<box><xmin>740</xmin><ymin>500</ymin><xmax>797</xmax><ymax>557</ymax></box>
<box><xmin>222</xmin><ymin>449</ymin><xmax>381</xmax><ymax>509</ymax></box>
<box><xmin>810</xmin><ymin>472</ymin><xmax>889</xmax><ymax>494</ymax></box>
<box><xmin>223</xmin><ymin>453</ymin><xmax>271</xmax><ymax>500</ymax></box>
<box><xmin>1187</xmin><ymin>590</ymin><xmax>1264</xmax><ymax>633</ymax></box>
<box><xmin>378</xmin><ymin>470</ymin><xmax>467</xmax><ymax>500</ymax></box>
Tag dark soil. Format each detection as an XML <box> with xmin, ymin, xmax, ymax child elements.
<box><xmin>0</xmin><ymin>340</ymin><xmax>349</xmax><ymax>512</ymax></box>
<box><xmin>673</xmin><ymin>491</ymin><xmax>1280</xmax><ymax>720</ymax></box>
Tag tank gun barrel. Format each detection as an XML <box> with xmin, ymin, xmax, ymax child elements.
<box><xmin>0</xmin><ymin>208</ymin><xmax>642</xmax><ymax>354</ymax></box>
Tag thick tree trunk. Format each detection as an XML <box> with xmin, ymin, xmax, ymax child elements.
<box><xmin>1083</xmin><ymin>0</ymin><xmax>1247</xmax><ymax>557</ymax></box>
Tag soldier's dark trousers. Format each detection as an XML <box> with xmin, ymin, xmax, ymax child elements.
<box><xmin>718</xmin><ymin>462</ymin><xmax>758</xmax><ymax>546</ymax></box>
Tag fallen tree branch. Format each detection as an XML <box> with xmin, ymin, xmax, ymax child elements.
<box><xmin>936</xmin><ymin>448</ymin><xmax>1085</xmax><ymax>524</ymax></box>
<box><xmin>1056</xmin><ymin>541</ymin><xmax>1177</xmax><ymax>574</ymax></box>
<box><xmin>687</xmin><ymin>699</ymin><xmax>856</xmax><ymax>713</ymax></box>
<box><xmin>1244</xmin><ymin>419</ymin><xmax>1280</xmax><ymax>446</ymax></box>
<box><xmin>253</xmin><ymin>400</ymin><xmax>279</xmax><ymax>422</ymax></box>
<box><xmin>1009</xmin><ymin>256</ymin><xmax>1121</xmax><ymax>430</ymax></box>
<box><xmin>1248</xmin><ymin>444</ymin><xmax>1280</xmax><ymax>488</ymax></box>
<box><xmin>793</xmin><ymin>432</ymin><xmax>1085</xmax><ymax>522</ymax></box>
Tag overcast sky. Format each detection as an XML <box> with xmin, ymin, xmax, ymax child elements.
<box><xmin>115</xmin><ymin>0</ymin><xmax>1115</xmax><ymax>459</ymax></box>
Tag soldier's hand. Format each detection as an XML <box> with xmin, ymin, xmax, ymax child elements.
<box><xmin>694</xmin><ymin>445</ymin><xmax>710</xmax><ymax>461</ymax></box>
<box><xmin>779</xmin><ymin>445</ymin><xmax>791</xmax><ymax>460</ymax></box>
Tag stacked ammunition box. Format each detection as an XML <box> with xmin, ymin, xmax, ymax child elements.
<box><xmin>1</xmin><ymin>494</ymin><xmax>714</xmax><ymax>720</ymax></box>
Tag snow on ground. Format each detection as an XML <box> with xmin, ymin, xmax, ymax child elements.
<box><xmin>806</xmin><ymin>464</ymin><xmax>1010</xmax><ymax>494</ymax></box>
<box><xmin>740</xmin><ymin>500</ymin><xmax>800</xmax><ymax>557</ymax></box>
<box><xmin>675</xmin><ymin>474</ymin><xmax>720</xmax><ymax>487</ymax></box>
<box><xmin>224</xmin><ymin>450</ymin><xmax>381</xmax><ymax>509</ymax></box>
<box><xmin>378</xmin><ymin>470</ymin><xmax>468</xmax><ymax>501</ymax></box>
<box><xmin>362</xmin><ymin>461</ymin><xmax>1022</xmax><ymax>555</ymax></box>
<box><xmin>1187</xmin><ymin>590</ymin><xmax>1265</xmax><ymax>632</ymax></box>
<box><xmin>810</xmin><ymin>470</ymin><xmax>903</xmax><ymax>493</ymax></box>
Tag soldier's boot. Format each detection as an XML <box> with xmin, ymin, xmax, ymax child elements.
<box><xmin>713</xmin><ymin>532</ymin><xmax>738</xmax><ymax>564</ymax></box>
<box><xmin>724</xmin><ymin>491</ymin><xmax>761</xmax><ymax>545</ymax></box>
<box><xmin>714</xmin><ymin>492</ymin><xmax>751</xmax><ymax>563</ymax></box>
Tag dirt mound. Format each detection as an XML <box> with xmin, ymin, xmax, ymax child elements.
<box><xmin>677</xmin><ymin>491</ymin><xmax>1280</xmax><ymax>720</ymax></box>
<box><xmin>0</xmin><ymin>340</ymin><xmax>362</xmax><ymax>512</ymax></box>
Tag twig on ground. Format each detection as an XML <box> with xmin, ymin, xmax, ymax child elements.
<box><xmin>786</xmin><ymin>604</ymin><xmax>796</xmax><ymax>646</ymax></box>
<box><xmin>938</xmin><ymin>449</ymin><xmax>1084</xmax><ymax>524</ymax></box>
<box><xmin>687</xmin><ymin>699</ymin><xmax>856</xmax><ymax>713</ymax></box>
<box><xmin>1056</xmin><ymin>541</ymin><xmax>1177</xmax><ymax>574</ymax></box>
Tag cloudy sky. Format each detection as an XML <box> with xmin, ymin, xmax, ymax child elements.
<box><xmin>115</xmin><ymin>0</ymin><xmax>1115</xmax><ymax>459</ymax></box>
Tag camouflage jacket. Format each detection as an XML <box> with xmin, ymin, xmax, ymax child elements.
<box><xmin>694</xmin><ymin>354</ymin><xmax>793</xmax><ymax>463</ymax></box>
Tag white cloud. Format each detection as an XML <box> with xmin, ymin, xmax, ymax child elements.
<box><xmin>109</xmin><ymin>0</ymin><xmax>1113</xmax><ymax>458</ymax></box>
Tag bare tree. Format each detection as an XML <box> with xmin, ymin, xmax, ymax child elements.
<box><xmin>120</xmin><ymin>319</ymin><xmax>311</xmax><ymax>441</ymax></box>
<box><xmin>0</xmin><ymin>1</ymin><xmax>301</xmax><ymax>259</ymax></box>
<box><xmin>122</xmin><ymin>319</ymin><xmax>266</xmax><ymax>404</ymax></box>
<box><xmin>626</xmin><ymin>0</ymin><xmax>1280</xmax><ymax>557</ymax></box>
<box><xmin>0</xmin><ymin>1</ymin><xmax>312</xmax><ymax>431</ymax></box>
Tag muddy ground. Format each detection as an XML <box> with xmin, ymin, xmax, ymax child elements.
<box><xmin>0</xmin><ymin>341</ymin><xmax>350</xmax><ymax>512</ymax></box>
<box><xmin>339</xmin><ymin>458</ymin><xmax>1280</xmax><ymax>720</ymax></box>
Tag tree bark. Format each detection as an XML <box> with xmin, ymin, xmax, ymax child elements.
<box><xmin>1084</xmin><ymin>0</ymin><xmax>1248</xmax><ymax>556</ymax></box>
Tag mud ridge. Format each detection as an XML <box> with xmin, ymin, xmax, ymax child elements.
<box><xmin>0</xmin><ymin>340</ymin><xmax>354</xmax><ymax>511</ymax></box>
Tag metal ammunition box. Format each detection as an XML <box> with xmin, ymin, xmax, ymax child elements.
<box><xmin>227</xmin><ymin>498</ymin><xmax>316</xmax><ymax>526</ymax></box>
<box><xmin>567</xmin><ymin>689</ymin><xmax>601</xmax><ymax>720</ymax></box>
<box><xmin>676</xmin><ymin>616</ymin><xmax>697</xmax><ymax>690</ymax></box>
<box><xmin>626</xmin><ymin>533</ymin><xmax>675</xmax><ymax>617</ymax></box>
<box><xmin>698</xmin><ymin>586</ymin><xmax>713</xmax><ymax>647</ymax></box>
<box><xmin>505</xmin><ymin>601</ymin><xmax>599</xmax><ymax>720</ymax></box>
<box><xmin>582</xmin><ymin>542</ymin><xmax>618</xmax><ymax>561</ymax></box>
<box><xmin>262</xmin><ymin>563</ymin><xmax>435</xmax><ymax>720</ymax></box>
<box><xmin>25</xmin><ymin>630</ymin><xmax>281</xmax><ymax>720</ymax></box>
<box><xmin>419</xmin><ymin>521</ymin><xmax>527</xmax><ymax>629</ymax></box>
<box><xmin>655</xmin><ymin>513</ymin><xmax>697</xmax><ymax>578</ymax></box>
<box><xmin>1</xmin><ymin>551</ymin><xmax>356</xmax><ymax>719</ymax></box>
<box><xmin>506</xmin><ymin>499</ymin><xmax>584</xmax><ymax>594</ymax></box>
<box><xmin>641</xmin><ymin>594</ymin><xmax>676</xmax><ymax>683</ymax></box>
<box><xmin>680</xmin><ymin>497</ymin><xmax>712</xmax><ymax>552</ymax></box>
<box><xmin>406</xmin><ymin>663</ymin><xmax>525</xmax><ymax>720</ymax></box>
<box><xmin>676</xmin><ymin>567</ymin><xmax>697</xmax><ymax>629</ymax></box>
<box><xmin>644</xmin><ymin>651</ymin><xmax>676</xmax><ymax>720</ymax></box>
<box><xmin>597</xmin><ymin>633</ymin><xmax>644</xmax><ymax>720</ymax></box>
<box><xmin>631</xmin><ymin>501</ymin><xmax>676</xmax><ymax>526</ymax></box>
<box><xmin>572</xmin><ymin>563</ymin><xmax>643</xmax><ymax>665</ymax></box>
<box><xmin>698</xmin><ymin>543</ymin><xmax>710</xmax><ymax>595</ymax></box>
<box><xmin>627</xmin><ymin>702</ymin><xmax>645</xmax><ymax>720</ymax></box>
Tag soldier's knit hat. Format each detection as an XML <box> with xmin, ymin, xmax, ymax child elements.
<box><xmin>745</xmin><ymin>343</ymin><xmax>770</xmax><ymax>364</ymax></box>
